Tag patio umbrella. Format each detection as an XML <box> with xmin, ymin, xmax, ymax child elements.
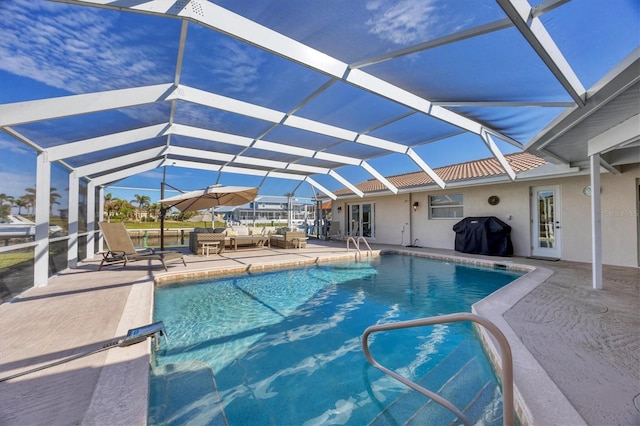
<box><xmin>159</xmin><ymin>185</ymin><xmax>259</xmax><ymax>212</ymax></box>
<box><xmin>158</xmin><ymin>185</ymin><xmax>259</xmax><ymax>250</ymax></box>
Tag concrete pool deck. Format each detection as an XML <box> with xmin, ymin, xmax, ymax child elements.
<box><xmin>0</xmin><ymin>240</ymin><xmax>638</xmax><ymax>425</ymax></box>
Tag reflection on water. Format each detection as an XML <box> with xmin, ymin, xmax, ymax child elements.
<box><xmin>151</xmin><ymin>256</ymin><xmax>523</xmax><ymax>425</ymax></box>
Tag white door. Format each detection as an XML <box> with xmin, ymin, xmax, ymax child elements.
<box><xmin>531</xmin><ymin>185</ymin><xmax>562</xmax><ymax>259</ymax></box>
<box><xmin>347</xmin><ymin>202</ymin><xmax>374</xmax><ymax>238</ymax></box>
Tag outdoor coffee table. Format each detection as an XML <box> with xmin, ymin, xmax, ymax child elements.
<box><xmin>200</xmin><ymin>241</ymin><xmax>220</xmax><ymax>256</ymax></box>
<box><xmin>229</xmin><ymin>236</ymin><xmax>270</xmax><ymax>251</ymax></box>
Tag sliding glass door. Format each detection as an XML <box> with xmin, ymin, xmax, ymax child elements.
<box><xmin>348</xmin><ymin>203</ymin><xmax>374</xmax><ymax>238</ymax></box>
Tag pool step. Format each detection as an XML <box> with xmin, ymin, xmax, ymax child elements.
<box><xmin>408</xmin><ymin>357</ymin><xmax>500</xmax><ymax>425</ymax></box>
<box><xmin>369</xmin><ymin>341</ymin><xmax>501</xmax><ymax>426</ymax></box>
<box><xmin>454</xmin><ymin>379</ymin><xmax>503</xmax><ymax>426</ymax></box>
<box><xmin>148</xmin><ymin>360</ymin><xmax>228</xmax><ymax>426</ymax></box>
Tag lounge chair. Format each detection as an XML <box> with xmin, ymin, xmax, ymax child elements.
<box><xmin>98</xmin><ymin>222</ymin><xmax>186</xmax><ymax>271</ymax></box>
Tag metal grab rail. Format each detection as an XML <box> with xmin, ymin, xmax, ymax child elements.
<box><xmin>356</xmin><ymin>236</ymin><xmax>372</xmax><ymax>255</ymax></box>
<box><xmin>362</xmin><ymin>312</ymin><xmax>514</xmax><ymax>426</ymax></box>
<box><xmin>346</xmin><ymin>236</ymin><xmax>359</xmax><ymax>254</ymax></box>
<box><xmin>346</xmin><ymin>236</ymin><xmax>373</xmax><ymax>257</ymax></box>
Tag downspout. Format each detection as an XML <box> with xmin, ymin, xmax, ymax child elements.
<box><xmin>405</xmin><ymin>194</ymin><xmax>418</xmax><ymax>247</ymax></box>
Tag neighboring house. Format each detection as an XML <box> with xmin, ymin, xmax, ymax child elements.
<box><xmin>328</xmin><ymin>152</ymin><xmax>639</xmax><ymax>268</ymax></box>
<box><xmin>215</xmin><ymin>195</ymin><xmax>318</xmax><ymax>225</ymax></box>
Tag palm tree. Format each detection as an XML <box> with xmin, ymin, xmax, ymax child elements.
<box><xmin>14</xmin><ymin>198</ymin><xmax>29</xmax><ymax>216</ymax></box>
<box><xmin>49</xmin><ymin>187</ymin><xmax>61</xmax><ymax>215</ymax></box>
<box><xmin>104</xmin><ymin>193</ymin><xmax>114</xmax><ymax>222</ymax></box>
<box><xmin>23</xmin><ymin>188</ymin><xmax>36</xmax><ymax>215</ymax></box>
<box><xmin>18</xmin><ymin>187</ymin><xmax>63</xmax><ymax>216</ymax></box>
<box><xmin>0</xmin><ymin>203</ymin><xmax>10</xmax><ymax>220</ymax></box>
<box><xmin>148</xmin><ymin>202</ymin><xmax>160</xmax><ymax>222</ymax></box>
<box><xmin>131</xmin><ymin>194</ymin><xmax>151</xmax><ymax>222</ymax></box>
<box><xmin>111</xmin><ymin>197</ymin><xmax>122</xmax><ymax>220</ymax></box>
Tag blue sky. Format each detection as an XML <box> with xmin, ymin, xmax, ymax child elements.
<box><xmin>1</xmin><ymin>0</ymin><xmax>637</xmax><ymax>209</ymax></box>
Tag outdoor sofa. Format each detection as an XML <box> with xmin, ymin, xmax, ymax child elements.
<box><xmin>225</xmin><ymin>226</ymin><xmax>274</xmax><ymax>250</ymax></box>
<box><xmin>189</xmin><ymin>226</ymin><xmax>275</xmax><ymax>254</ymax></box>
<box><xmin>270</xmin><ymin>230</ymin><xmax>307</xmax><ymax>249</ymax></box>
<box><xmin>189</xmin><ymin>227</ymin><xmax>230</xmax><ymax>255</ymax></box>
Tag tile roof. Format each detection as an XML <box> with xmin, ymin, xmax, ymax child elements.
<box><xmin>335</xmin><ymin>152</ymin><xmax>547</xmax><ymax>195</ymax></box>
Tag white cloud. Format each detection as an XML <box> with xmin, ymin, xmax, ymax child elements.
<box><xmin>0</xmin><ymin>0</ymin><xmax>270</xmax><ymax>110</ymax></box>
<box><xmin>174</xmin><ymin>100</ymin><xmax>228</xmax><ymax>129</ymax></box>
<box><xmin>138</xmin><ymin>169</ymin><xmax>165</xmax><ymax>181</ymax></box>
<box><xmin>119</xmin><ymin>102</ymin><xmax>171</xmax><ymax>125</ymax></box>
<box><xmin>0</xmin><ymin>171</ymin><xmax>36</xmax><ymax>199</ymax></box>
<box><xmin>208</xmin><ymin>39</ymin><xmax>264</xmax><ymax>94</ymax></box>
<box><xmin>365</xmin><ymin>0</ymin><xmax>441</xmax><ymax>44</ymax></box>
<box><xmin>0</xmin><ymin>0</ymin><xmax>174</xmax><ymax>94</ymax></box>
<box><xmin>0</xmin><ymin>135</ymin><xmax>33</xmax><ymax>155</ymax></box>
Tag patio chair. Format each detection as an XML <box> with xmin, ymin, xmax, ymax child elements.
<box><xmin>98</xmin><ymin>222</ymin><xmax>186</xmax><ymax>271</ymax></box>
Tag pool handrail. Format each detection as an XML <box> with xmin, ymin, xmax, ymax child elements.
<box><xmin>346</xmin><ymin>236</ymin><xmax>373</xmax><ymax>257</ymax></box>
<box><xmin>361</xmin><ymin>312</ymin><xmax>514</xmax><ymax>426</ymax></box>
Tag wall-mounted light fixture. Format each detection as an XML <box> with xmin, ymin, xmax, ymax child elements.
<box><xmin>337</xmin><ymin>206</ymin><xmax>342</xmax><ymax>212</ymax></box>
<box><xmin>412</xmin><ymin>201</ymin><xmax>419</xmax><ymax>211</ymax></box>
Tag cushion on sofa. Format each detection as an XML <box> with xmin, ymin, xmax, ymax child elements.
<box><xmin>249</xmin><ymin>227</ymin><xmax>264</xmax><ymax>236</ymax></box>
<box><xmin>231</xmin><ymin>226</ymin><xmax>249</xmax><ymax>236</ymax></box>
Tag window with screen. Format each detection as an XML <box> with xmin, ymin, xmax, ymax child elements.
<box><xmin>429</xmin><ymin>194</ymin><xmax>463</xmax><ymax>219</ymax></box>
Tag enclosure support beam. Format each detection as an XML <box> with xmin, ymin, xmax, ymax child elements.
<box><xmin>88</xmin><ymin>183</ymin><xmax>97</xmax><ymax>257</ymax></box>
<box><xmin>68</xmin><ymin>172</ymin><xmax>79</xmax><ymax>269</ymax></box>
<box><xmin>590</xmin><ymin>153</ymin><xmax>603</xmax><ymax>290</ymax></box>
<box><xmin>34</xmin><ymin>153</ymin><xmax>51</xmax><ymax>287</ymax></box>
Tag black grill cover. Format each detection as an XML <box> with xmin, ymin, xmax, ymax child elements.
<box><xmin>452</xmin><ymin>216</ymin><xmax>513</xmax><ymax>256</ymax></box>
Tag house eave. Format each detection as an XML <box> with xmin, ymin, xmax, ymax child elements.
<box><xmin>332</xmin><ymin>165</ymin><xmax>594</xmax><ymax>200</ymax></box>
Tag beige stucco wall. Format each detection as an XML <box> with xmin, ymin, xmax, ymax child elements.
<box><xmin>600</xmin><ymin>165</ymin><xmax>640</xmax><ymax>266</ymax></box>
<box><xmin>523</xmin><ymin>164</ymin><xmax>639</xmax><ymax>266</ymax></box>
<box><xmin>333</xmin><ymin>164</ymin><xmax>640</xmax><ymax>268</ymax></box>
<box><xmin>370</xmin><ymin>195</ymin><xmax>412</xmax><ymax>246</ymax></box>
<box><xmin>406</xmin><ymin>183</ymin><xmax>533</xmax><ymax>256</ymax></box>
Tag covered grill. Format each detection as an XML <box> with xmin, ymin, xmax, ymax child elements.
<box><xmin>452</xmin><ymin>216</ymin><xmax>513</xmax><ymax>256</ymax></box>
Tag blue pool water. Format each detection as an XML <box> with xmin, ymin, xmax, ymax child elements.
<box><xmin>150</xmin><ymin>254</ymin><xmax>523</xmax><ymax>425</ymax></box>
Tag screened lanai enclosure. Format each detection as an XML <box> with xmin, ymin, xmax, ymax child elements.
<box><xmin>0</xmin><ymin>0</ymin><xmax>638</xmax><ymax>294</ymax></box>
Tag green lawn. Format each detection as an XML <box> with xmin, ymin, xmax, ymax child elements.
<box><xmin>0</xmin><ymin>252</ymin><xmax>33</xmax><ymax>270</ymax></box>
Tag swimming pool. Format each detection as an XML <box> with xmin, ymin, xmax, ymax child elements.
<box><xmin>149</xmin><ymin>254</ymin><xmax>523</xmax><ymax>425</ymax></box>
